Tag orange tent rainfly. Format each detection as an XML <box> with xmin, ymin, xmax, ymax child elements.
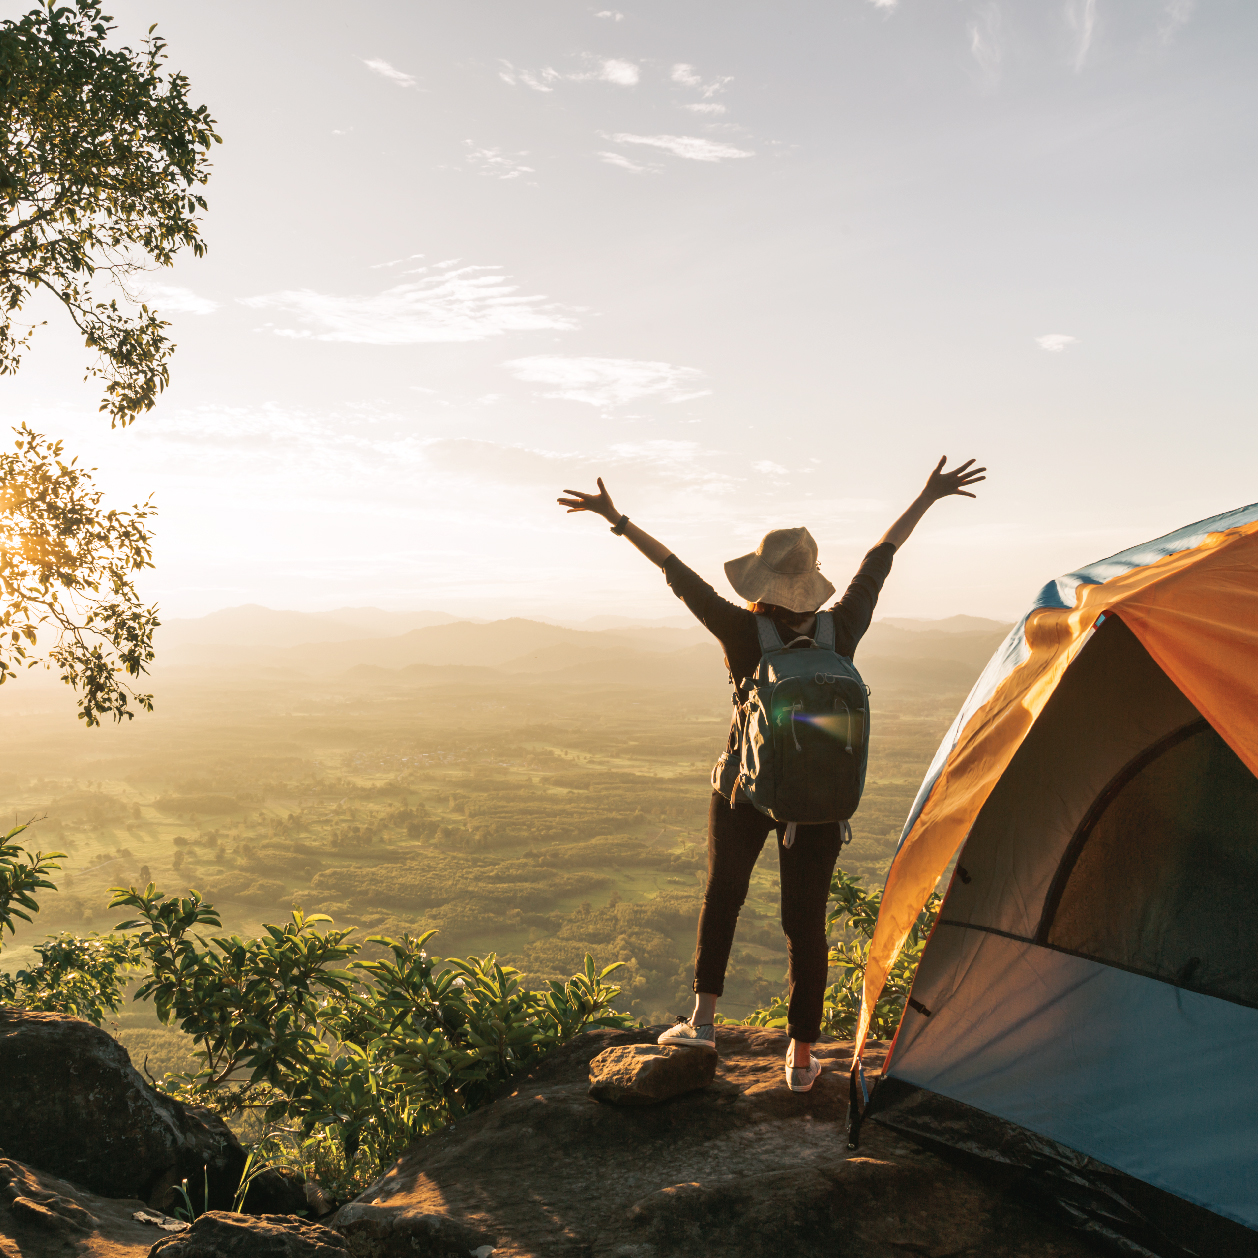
<box><xmin>850</xmin><ymin>502</ymin><xmax>1258</xmax><ymax>1255</ymax></box>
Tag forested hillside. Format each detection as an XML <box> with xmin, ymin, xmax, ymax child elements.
<box><xmin>0</xmin><ymin>612</ymin><xmax>1008</xmax><ymax>1077</ymax></box>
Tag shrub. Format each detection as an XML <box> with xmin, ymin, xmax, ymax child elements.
<box><xmin>0</xmin><ymin>822</ymin><xmax>63</xmax><ymax>947</ymax></box>
<box><xmin>744</xmin><ymin>867</ymin><xmax>940</xmax><ymax>1042</ymax></box>
<box><xmin>0</xmin><ymin>930</ymin><xmax>145</xmax><ymax>1024</ymax></box>
<box><xmin>107</xmin><ymin>884</ymin><xmax>632</xmax><ymax>1198</ymax></box>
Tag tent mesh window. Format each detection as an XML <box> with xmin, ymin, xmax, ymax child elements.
<box><xmin>1042</xmin><ymin>720</ymin><xmax>1258</xmax><ymax>1007</ymax></box>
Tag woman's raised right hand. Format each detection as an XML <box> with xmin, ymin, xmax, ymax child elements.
<box><xmin>557</xmin><ymin>476</ymin><xmax>618</xmax><ymax>522</ymax></box>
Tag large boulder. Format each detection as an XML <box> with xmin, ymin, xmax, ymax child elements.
<box><xmin>0</xmin><ymin>1153</ymin><xmax>182</xmax><ymax>1257</ymax></box>
<box><xmin>0</xmin><ymin>1009</ymin><xmax>245</xmax><ymax>1212</ymax></box>
<box><xmin>150</xmin><ymin>1212</ymin><xmax>350</xmax><ymax>1257</ymax></box>
<box><xmin>334</xmin><ymin>1025</ymin><xmax>1102</xmax><ymax>1258</ymax></box>
<box><xmin>587</xmin><ymin>1042</ymin><xmax>717</xmax><ymax>1104</ymax></box>
<box><xmin>334</xmin><ymin>1209</ymin><xmax>495</xmax><ymax>1258</ymax></box>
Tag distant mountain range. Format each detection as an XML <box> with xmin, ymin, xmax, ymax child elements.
<box><xmin>151</xmin><ymin>604</ymin><xmax>1014</xmax><ymax>694</ymax></box>
<box><xmin>160</xmin><ymin>604</ymin><xmax>1010</xmax><ymax>650</ymax></box>
<box><xmin>157</xmin><ymin>605</ymin><xmax>464</xmax><ymax>649</ymax></box>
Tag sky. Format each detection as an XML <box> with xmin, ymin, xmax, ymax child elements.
<box><xmin>4</xmin><ymin>0</ymin><xmax>1257</xmax><ymax>622</ymax></box>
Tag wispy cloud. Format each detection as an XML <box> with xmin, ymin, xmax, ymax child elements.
<box><xmin>241</xmin><ymin>265</ymin><xmax>578</xmax><ymax>345</ymax></box>
<box><xmin>1065</xmin><ymin>0</ymin><xmax>1098</xmax><ymax>72</ymax></box>
<box><xmin>594</xmin><ymin>59</ymin><xmax>639</xmax><ymax>86</ymax></box>
<box><xmin>363</xmin><ymin>58</ymin><xmax>417</xmax><ymax>88</ymax></box>
<box><xmin>465</xmin><ymin>144</ymin><xmax>534</xmax><ymax>180</ymax></box>
<box><xmin>609</xmin><ymin>133</ymin><xmax>753</xmax><ymax>162</ymax></box>
<box><xmin>501</xmin><ymin>57</ymin><xmax>638</xmax><ymax>90</ymax></box>
<box><xmin>1157</xmin><ymin>0</ymin><xmax>1196</xmax><ymax>43</ymax></box>
<box><xmin>752</xmin><ymin>460</ymin><xmax>788</xmax><ymax>475</ymax></box>
<box><xmin>968</xmin><ymin>4</ymin><xmax>1003</xmax><ymax>84</ymax></box>
<box><xmin>598</xmin><ymin>151</ymin><xmax>657</xmax><ymax>174</ymax></box>
<box><xmin>425</xmin><ymin>436</ymin><xmax>735</xmax><ymax>496</ymax></box>
<box><xmin>499</xmin><ymin>61</ymin><xmax>558</xmax><ymax>92</ymax></box>
<box><xmin>369</xmin><ymin>253</ymin><xmax>425</xmax><ymax>270</ymax></box>
<box><xmin>131</xmin><ymin>282</ymin><xmax>220</xmax><ymax>315</ymax></box>
<box><xmin>868</xmin><ymin>0</ymin><xmax>898</xmax><ymax>9</ymax></box>
<box><xmin>504</xmin><ymin>356</ymin><xmax>709</xmax><ymax>408</ymax></box>
<box><xmin>671</xmin><ymin>63</ymin><xmax>733</xmax><ymax>99</ymax></box>
<box><xmin>1035</xmin><ymin>333</ymin><xmax>1078</xmax><ymax>352</ymax></box>
<box><xmin>596</xmin><ymin>9</ymin><xmax>624</xmax><ymax>19</ymax></box>
<box><xmin>684</xmin><ymin>102</ymin><xmax>727</xmax><ymax>115</ymax></box>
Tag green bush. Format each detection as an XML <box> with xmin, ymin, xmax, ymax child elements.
<box><xmin>744</xmin><ymin>867</ymin><xmax>940</xmax><ymax>1042</ymax></box>
<box><xmin>106</xmin><ymin>884</ymin><xmax>632</xmax><ymax>1198</ymax></box>
<box><xmin>0</xmin><ymin>930</ymin><xmax>144</xmax><ymax>1024</ymax></box>
<box><xmin>0</xmin><ymin>823</ymin><xmax>63</xmax><ymax>948</ymax></box>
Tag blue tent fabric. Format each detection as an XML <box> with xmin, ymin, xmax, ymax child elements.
<box><xmin>889</xmin><ymin>929</ymin><xmax>1258</xmax><ymax>1230</ymax></box>
<box><xmin>870</xmin><ymin>503</ymin><xmax>1258</xmax><ymax>1246</ymax></box>
<box><xmin>894</xmin><ymin>500</ymin><xmax>1258</xmax><ymax>853</ymax></box>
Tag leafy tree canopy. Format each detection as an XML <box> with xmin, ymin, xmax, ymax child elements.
<box><xmin>0</xmin><ymin>820</ymin><xmax>63</xmax><ymax>947</ymax></box>
<box><xmin>1</xmin><ymin>425</ymin><xmax>158</xmax><ymax>722</ymax></box>
<box><xmin>0</xmin><ymin>0</ymin><xmax>220</xmax><ymax>423</ymax></box>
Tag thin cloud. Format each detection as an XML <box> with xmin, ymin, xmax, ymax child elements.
<box><xmin>504</xmin><ymin>356</ymin><xmax>709</xmax><ymax>408</ymax></box>
<box><xmin>370</xmin><ymin>254</ymin><xmax>425</xmax><ymax>269</ymax></box>
<box><xmin>671</xmin><ymin>63</ymin><xmax>733</xmax><ymax>98</ymax></box>
<box><xmin>499</xmin><ymin>61</ymin><xmax>557</xmax><ymax>92</ymax></box>
<box><xmin>598</xmin><ymin>151</ymin><xmax>657</xmax><ymax>174</ymax></box>
<box><xmin>753</xmin><ymin>460</ymin><xmax>788</xmax><ymax>475</ymax></box>
<box><xmin>425</xmin><ymin>436</ymin><xmax>735</xmax><ymax>495</ymax></box>
<box><xmin>465</xmin><ymin>144</ymin><xmax>534</xmax><ymax>180</ymax></box>
<box><xmin>1036</xmin><ymin>334</ymin><xmax>1078</xmax><ymax>352</ymax></box>
<box><xmin>501</xmin><ymin>58</ymin><xmax>636</xmax><ymax>90</ymax></box>
<box><xmin>241</xmin><ymin>266</ymin><xmax>578</xmax><ymax>345</ymax></box>
<box><xmin>131</xmin><ymin>282</ymin><xmax>220</xmax><ymax>315</ymax></box>
<box><xmin>610</xmin><ymin>133</ymin><xmax>753</xmax><ymax>162</ymax></box>
<box><xmin>684</xmin><ymin>102</ymin><xmax>727</xmax><ymax>115</ymax></box>
<box><xmin>596</xmin><ymin>10</ymin><xmax>624</xmax><ymax>19</ymax></box>
<box><xmin>363</xmin><ymin>58</ymin><xmax>417</xmax><ymax>88</ymax></box>
<box><xmin>868</xmin><ymin>0</ymin><xmax>898</xmax><ymax>9</ymax></box>
<box><xmin>597</xmin><ymin>59</ymin><xmax>639</xmax><ymax>86</ymax></box>
<box><xmin>968</xmin><ymin>4</ymin><xmax>1003</xmax><ymax>83</ymax></box>
<box><xmin>1066</xmin><ymin>0</ymin><xmax>1097</xmax><ymax>72</ymax></box>
<box><xmin>1158</xmin><ymin>0</ymin><xmax>1196</xmax><ymax>43</ymax></box>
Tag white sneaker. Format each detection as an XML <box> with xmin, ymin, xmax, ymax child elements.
<box><xmin>657</xmin><ymin>1018</ymin><xmax>717</xmax><ymax>1052</ymax></box>
<box><xmin>786</xmin><ymin>1056</ymin><xmax>823</xmax><ymax>1092</ymax></box>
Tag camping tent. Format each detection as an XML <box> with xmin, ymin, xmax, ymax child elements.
<box><xmin>852</xmin><ymin>503</ymin><xmax>1258</xmax><ymax>1254</ymax></box>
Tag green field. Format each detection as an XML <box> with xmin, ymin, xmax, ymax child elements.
<box><xmin>0</xmin><ymin>613</ymin><xmax>999</xmax><ymax>1070</ymax></box>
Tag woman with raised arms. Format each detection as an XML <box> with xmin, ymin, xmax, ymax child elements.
<box><xmin>557</xmin><ymin>457</ymin><xmax>985</xmax><ymax>1091</ymax></box>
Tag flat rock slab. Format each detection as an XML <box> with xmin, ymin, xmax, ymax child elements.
<box><xmin>336</xmin><ymin>1026</ymin><xmax>1102</xmax><ymax>1258</ymax></box>
<box><xmin>588</xmin><ymin>1042</ymin><xmax>717</xmax><ymax>1105</ymax></box>
<box><xmin>150</xmin><ymin>1211</ymin><xmax>349</xmax><ymax>1257</ymax></box>
<box><xmin>0</xmin><ymin>1155</ymin><xmax>176</xmax><ymax>1258</ymax></box>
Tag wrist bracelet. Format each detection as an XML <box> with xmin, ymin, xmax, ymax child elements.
<box><xmin>610</xmin><ymin>514</ymin><xmax>630</xmax><ymax>535</ymax></box>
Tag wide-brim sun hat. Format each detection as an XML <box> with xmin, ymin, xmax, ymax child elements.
<box><xmin>723</xmin><ymin>526</ymin><xmax>836</xmax><ymax>614</ymax></box>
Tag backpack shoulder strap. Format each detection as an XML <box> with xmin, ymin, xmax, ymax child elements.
<box><xmin>754</xmin><ymin>614</ymin><xmax>785</xmax><ymax>654</ymax></box>
<box><xmin>814</xmin><ymin>611</ymin><xmax>836</xmax><ymax>650</ymax></box>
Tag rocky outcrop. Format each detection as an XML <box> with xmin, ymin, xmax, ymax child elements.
<box><xmin>336</xmin><ymin>1025</ymin><xmax>1103</xmax><ymax>1258</ymax></box>
<box><xmin>335</xmin><ymin>1209</ymin><xmax>495</xmax><ymax>1258</ymax></box>
<box><xmin>0</xmin><ymin>1009</ymin><xmax>246</xmax><ymax>1212</ymax></box>
<box><xmin>150</xmin><ymin>1211</ymin><xmax>350</xmax><ymax>1257</ymax></box>
<box><xmin>587</xmin><ymin>1042</ymin><xmax>717</xmax><ymax>1105</ymax></box>
<box><xmin>0</xmin><ymin>1154</ymin><xmax>179</xmax><ymax>1257</ymax></box>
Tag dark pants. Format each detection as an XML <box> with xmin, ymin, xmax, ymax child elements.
<box><xmin>693</xmin><ymin>792</ymin><xmax>844</xmax><ymax>1043</ymax></box>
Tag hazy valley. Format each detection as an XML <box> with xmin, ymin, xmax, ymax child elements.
<box><xmin>0</xmin><ymin>605</ymin><xmax>1009</xmax><ymax>1079</ymax></box>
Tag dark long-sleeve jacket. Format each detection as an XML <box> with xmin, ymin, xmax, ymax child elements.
<box><xmin>662</xmin><ymin>542</ymin><xmax>896</xmax><ymax>687</ymax></box>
